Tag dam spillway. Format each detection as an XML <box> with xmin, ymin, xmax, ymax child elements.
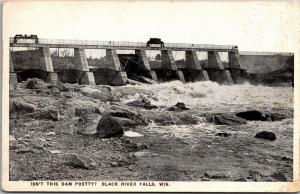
<box><xmin>9</xmin><ymin>36</ymin><xmax>251</xmax><ymax>89</ymax></box>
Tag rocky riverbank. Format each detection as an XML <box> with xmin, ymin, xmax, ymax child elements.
<box><xmin>9</xmin><ymin>79</ymin><xmax>293</xmax><ymax>181</ymax></box>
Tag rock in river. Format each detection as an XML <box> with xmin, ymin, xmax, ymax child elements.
<box><xmin>236</xmin><ymin>110</ymin><xmax>288</xmax><ymax>121</ymax></box>
<box><xmin>236</xmin><ymin>110</ymin><xmax>268</xmax><ymax>121</ymax></box>
<box><xmin>26</xmin><ymin>78</ymin><xmax>44</xmax><ymax>89</ymax></box>
<box><xmin>255</xmin><ymin>131</ymin><xmax>276</xmax><ymax>141</ymax></box>
<box><xmin>270</xmin><ymin>172</ymin><xmax>288</xmax><ymax>181</ymax></box>
<box><xmin>34</xmin><ymin>109</ymin><xmax>61</xmax><ymax>121</ymax></box>
<box><xmin>109</xmin><ymin>106</ymin><xmax>147</xmax><ymax>126</ymax></box>
<box><xmin>127</xmin><ymin>97</ymin><xmax>157</xmax><ymax>110</ymax></box>
<box><xmin>10</xmin><ymin>99</ymin><xmax>36</xmax><ymax>114</ymax></box>
<box><xmin>64</xmin><ymin>153</ymin><xmax>97</xmax><ymax>169</ymax></box>
<box><xmin>96</xmin><ymin>115</ymin><xmax>124</xmax><ymax>138</ymax></box>
<box><xmin>168</xmin><ymin>102</ymin><xmax>189</xmax><ymax>111</ymax></box>
<box><xmin>270</xmin><ymin>113</ymin><xmax>288</xmax><ymax>121</ymax></box>
<box><xmin>216</xmin><ymin>132</ymin><xmax>231</xmax><ymax>137</ymax></box>
<box><xmin>206</xmin><ymin>113</ymin><xmax>247</xmax><ymax>125</ymax></box>
<box><xmin>204</xmin><ymin>171</ymin><xmax>230</xmax><ymax>179</ymax></box>
<box><xmin>75</xmin><ymin>106</ymin><xmax>101</xmax><ymax>117</ymax></box>
<box><xmin>150</xmin><ymin>112</ymin><xmax>198</xmax><ymax>125</ymax></box>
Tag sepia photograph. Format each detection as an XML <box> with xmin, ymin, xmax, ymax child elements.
<box><xmin>2</xmin><ymin>0</ymin><xmax>300</xmax><ymax>192</ymax></box>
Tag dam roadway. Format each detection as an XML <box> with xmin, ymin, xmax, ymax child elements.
<box><xmin>10</xmin><ymin>38</ymin><xmax>238</xmax><ymax>52</ymax></box>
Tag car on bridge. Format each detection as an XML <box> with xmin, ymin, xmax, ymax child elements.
<box><xmin>146</xmin><ymin>38</ymin><xmax>164</xmax><ymax>48</ymax></box>
<box><xmin>14</xmin><ymin>34</ymin><xmax>39</xmax><ymax>44</ymax></box>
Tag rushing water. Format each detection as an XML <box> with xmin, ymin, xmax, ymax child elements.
<box><xmin>120</xmin><ymin>80</ymin><xmax>293</xmax><ymax>112</ymax></box>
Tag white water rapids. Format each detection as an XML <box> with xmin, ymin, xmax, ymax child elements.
<box><xmin>120</xmin><ymin>80</ymin><xmax>293</xmax><ymax>113</ymax></box>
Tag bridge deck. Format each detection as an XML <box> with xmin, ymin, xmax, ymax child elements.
<box><xmin>10</xmin><ymin>38</ymin><xmax>238</xmax><ymax>52</ymax></box>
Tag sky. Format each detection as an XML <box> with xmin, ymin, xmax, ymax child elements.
<box><xmin>3</xmin><ymin>1</ymin><xmax>300</xmax><ymax>55</ymax></box>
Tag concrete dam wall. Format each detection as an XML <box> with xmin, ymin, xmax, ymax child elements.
<box><xmin>10</xmin><ymin>47</ymin><xmax>247</xmax><ymax>89</ymax></box>
<box><xmin>239</xmin><ymin>52</ymin><xmax>294</xmax><ymax>74</ymax></box>
<box><xmin>9</xmin><ymin>37</ymin><xmax>294</xmax><ymax>89</ymax></box>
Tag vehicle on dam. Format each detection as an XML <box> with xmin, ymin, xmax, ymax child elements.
<box><xmin>13</xmin><ymin>34</ymin><xmax>39</xmax><ymax>44</ymax></box>
<box><xmin>146</xmin><ymin>38</ymin><xmax>164</xmax><ymax>48</ymax></box>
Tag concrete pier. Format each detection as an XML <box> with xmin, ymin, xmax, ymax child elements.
<box><xmin>156</xmin><ymin>50</ymin><xmax>186</xmax><ymax>82</ymax></box>
<box><xmin>74</xmin><ymin>48</ymin><xmax>95</xmax><ymax>85</ymax></box>
<box><xmin>161</xmin><ymin>50</ymin><xmax>177</xmax><ymax>70</ymax></box>
<box><xmin>9</xmin><ymin>53</ymin><xmax>18</xmax><ymax>90</ymax></box>
<box><xmin>135</xmin><ymin>49</ymin><xmax>158</xmax><ymax>81</ymax></box>
<box><xmin>207</xmin><ymin>51</ymin><xmax>233</xmax><ymax>84</ymax></box>
<box><xmin>135</xmin><ymin>49</ymin><xmax>151</xmax><ymax>70</ymax></box>
<box><xmin>93</xmin><ymin>69</ymin><xmax>128</xmax><ymax>86</ymax></box>
<box><xmin>185</xmin><ymin>51</ymin><xmax>209</xmax><ymax>81</ymax></box>
<box><xmin>105</xmin><ymin>49</ymin><xmax>122</xmax><ymax>70</ymax></box>
<box><xmin>228</xmin><ymin>51</ymin><xmax>246</xmax><ymax>84</ymax></box>
<box><xmin>93</xmin><ymin>49</ymin><xmax>127</xmax><ymax>85</ymax></box>
<box><xmin>177</xmin><ymin>70</ymin><xmax>185</xmax><ymax>82</ymax></box>
<box><xmin>150</xmin><ymin>71</ymin><xmax>158</xmax><ymax>82</ymax></box>
<box><xmin>39</xmin><ymin>47</ymin><xmax>58</xmax><ymax>83</ymax></box>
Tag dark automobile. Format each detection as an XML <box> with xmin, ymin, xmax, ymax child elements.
<box><xmin>14</xmin><ymin>34</ymin><xmax>39</xmax><ymax>44</ymax></box>
<box><xmin>146</xmin><ymin>38</ymin><xmax>164</xmax><ymax>47</ymax></box>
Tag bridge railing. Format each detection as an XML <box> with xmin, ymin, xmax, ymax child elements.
<box><xmin>10</xmin><ymin>37</ymin><xmax>237</xmax><ymax>50</ymax></box>
<box><xmin>165</xmin><ymin>43</ymin><xmax>235</xmax><ymax>50</ymax></box>
<box><xmin>35</xmin><ymin>38</ymin><xmax>148</xmax><ymax>47</ymax></box>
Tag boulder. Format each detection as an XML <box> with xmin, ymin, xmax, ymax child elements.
<box><xmin>127</xmin><ymin>97</ymin><xmax>157</xmax><ymax>110</ymax></box>
<box><xmin>16</xmin><ymin>148</ymin><xmax>35</xmax><ymax>154</ymax></box>
<box><xmin>34</xmin><ymin>109</ymin><xmax>61</xmax><ymax>121</ymax></box>
<box><xmin>236</xmin><ymin>110</ymin><xmax>268</xmax><ymax>121</ymax></box>
<box><xmin>248</xmin><ymin>169</ymin><xmax>265</xmax><ymax>181</ymax></box>
<box><xmin>64</xmin><ymin>153</ymin><xmax>97</xmax><ymax>169</ymax></box>
<box><xmin>234</xmin><ymin>177</ymin><xmax>248</xmax><ymax>181</ymax></box>
<box><xmin>168</xmin><ymin>102</ymin><xmax>189</xmax><ymax>111</ymax></box>
<box><xmin>23</xmin><ymin>120</ymin><xmax>41</xmax><ymax>127</ymax></box>
<box><xmin>80</xmin><ymin>86</ymin><xmax>114</xmax><ymax>101</ymax></box>
<box><xmin>281</xmin><ymin>156</ymin><xmax>293</xmax><ymax>162</ymax></box>
<box><xmin>255</xmin><ymin>131</ymin><xmax>276</xmax><ymax>141</ymax></box>
<box><xmin>206</xmin><ymin>114</ymin><xmax>247</xmax><ymax>125</ymax></box>
<box><xmin>75</xmin><ymin>106</ymin><xmax>101</xmax><ymax>117</ymax></box>
<box><xmin>56</xmin><ymin>81</ymin><xmax>70</xmax><ymax>92</ymax></box>
<box><xmin>150</xmin><ymin>112</ymin><xmax>198</xmax><ymax>125</ymax></box>
<box><xmin>236</xmin><ymin>110</ymin><xmax>289</xmax><ymax>122</ymax></box>
<box><xmin>270</xmin><ymin>113</ymin><xmax>288</xmax><ymax>121</ymax></box>
<box><xmin>10</xmin><ymin>99</ymin><xmax>36</xmax><ymax>114</ymax></box>
<box><xmin>113</xmin><ymin>117</ymin><xmax>136</xmax><ymax>127</ymax></box>
<box><xmin>26</xmin><ymin>78</ymin><xmax>44</xmax><ymax>89</ymax></box>
<box><xmin>216</xmin><ymin>132</ymin><xmax>231</xmax><ymax>137</ymax></box>
<box><xmin>110</xmin><ymin>161</ymin><xmax>119</xmax><ymax>167</ymax></box>
<box><xmin>176</xmin><ymin>114</ymin><xmax>198</xmax><ymax>125</ymax></box>
<box><xmin>96</xmin><ymin>115</ymin><xmax>124</xmax><ymax>138</ymax></box>
<box><xmin>109</xmin><ymin>106</ymin><xmax>147</xmax><ymax>125</ymax></box>
<box><xmin>95</xmin><ymin>106</ymin><xmax>147</xmax><ymax>137</ymax></box>
<box><xmin>270</xmin><ymin>172</ymin><xmax>288</xmax><ymax>181</ymax></box>
<box><xmin>204</xmin><ymin>171</ymin><xmax>230</xmax><ymax>179</ymax></box>
<box><xmin>175</xmin><ymin>102</ymin><xmax>189</xmax><ymax>110</ymax></box>
<box><xmin>59</xmin><ymin>117</ymin><xmax>80</xmax><ymax>134</ymax></box>
<box><xmin>122</xmin><ymin>138</ymin><xmax>150</xmax><ymax>151</ymax></box>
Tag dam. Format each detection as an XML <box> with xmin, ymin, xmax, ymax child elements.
<box><xmin>9</xmin><ymin>35</ymin><xmax>290</xmax><ymax>90</ymax></box>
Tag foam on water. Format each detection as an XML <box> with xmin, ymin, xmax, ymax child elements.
<box><xmin>122</xmin><ymin>81</ymin><xmax>293</xmax><ymax>112</ymax></box>
<box><xmin>124</xmin><ymin>131</ymin><xmax>144</xmax><ymax>137</ymax></box>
